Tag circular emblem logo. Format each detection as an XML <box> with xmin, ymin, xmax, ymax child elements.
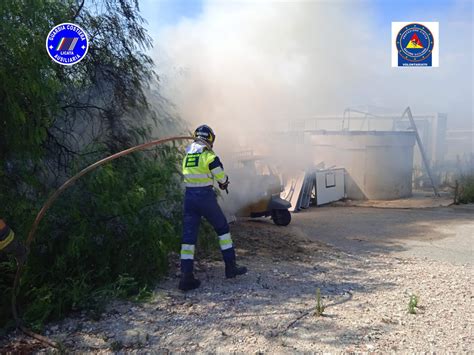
<box><xmin>396</xmin><ymin>23</ymin><xmax>434</xmax><ymax>62</ymax></box>
<box><xmin>46</xmin><ymin>23</ymin><xmax>88</xmax><ymax>66</ymax></box>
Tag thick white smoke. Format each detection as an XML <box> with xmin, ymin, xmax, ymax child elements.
<box><xmin>153</xmin><ymin>0</ymin><xmax>472</xmax><ymax>149</ymax></box>
<box><xmin>149</xmin><ymin>0</ymin><xmax>473</xmax><ymax>211</ymax></box>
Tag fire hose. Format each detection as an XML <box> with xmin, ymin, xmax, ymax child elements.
<box><xmin>10</xmin><ymin>136</ymin><xmax>193</xmax><ymax>348</ymax></box>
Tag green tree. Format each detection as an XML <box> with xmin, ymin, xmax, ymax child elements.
<box><xmin>0</xmin><ymin>0</ymin><xmax>187</xmax><ymax>331</ymax></box>
<box><xmin>0</xmin><ymin>0</ymin><xmax>65</xmax><ymax>162</ymax></box>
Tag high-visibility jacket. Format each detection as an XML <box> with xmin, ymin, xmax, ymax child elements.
<box><xmin>182</xmin><ymin>142</ymin><xmax>228</xmax><ymax>188</ymax></box>
<box><xmin>0</xmin><ymin>219</ymin><xmax>15</xmax><ymax>251</ymax></box>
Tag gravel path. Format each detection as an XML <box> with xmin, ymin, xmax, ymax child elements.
<box><xmin>1</xmin><ymin>208</ymin><xmax>472</xmax><ymax>352</ymax></box>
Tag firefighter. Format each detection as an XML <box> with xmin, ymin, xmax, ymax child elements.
<box><xmin>179</xmin><ymin>125</ymin><xmax>247</xmax><ymax>291</ymax></box>
<box><xmin>0</xmin><ymin>219</ymin><xmax>27</xmax><ymax>265</ymax></box>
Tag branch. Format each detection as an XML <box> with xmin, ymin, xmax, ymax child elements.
<box><xmin>61</xmin><ymin>103</ymin><xmax>107</xmax><ymax>112</ymax></box>
<box><xmin>72</xmin><ymin>0</ymin><xmax>85</xmax><ymax>21</ymax></box>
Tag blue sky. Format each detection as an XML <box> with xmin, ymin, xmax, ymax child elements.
<box><xmin>138</xmin><ymin>0</ymin><xmax>472</xmax><ymax>131</ymax></box>
<box><xmin>140</xmin><ymin>0</ymin><xmax>203</xmax><ymax>36</ymax></box>
<box><xmin>372</xmin><ymin>0</ymin><xmax>458</xmax><ymax>23</ymax></box>
<box><xmin>140</xmin><ymin>0</ymin><xmax>470</xmax><ymax>35</ymax></box>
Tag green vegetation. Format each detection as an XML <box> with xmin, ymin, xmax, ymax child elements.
<box><xmin>110</xmin><ymin>340</ymin><xmax>123</xmax><ymax>352</ymax></box>
<box><xmin>314</xmin><ymin>288</ymin><xmax>325</xmax><ymax>317</ymax></box>
<box><xmin>17</xmin><ymin>150</ymin><xmax>186</xmax><ymax>330</ymax></box>
<box><xmin>408</xmin><ymin>294</ymin><xmax>419</xmax><ymax>314</ymax></box>
<box><xmin>456</xmin><ymin>175</ymin><xmax>474</xmax><ymax>204</ymax></box>
<box><xmin>0</xmin><ymin>0</ymin><xmax>204</xmax><ymax>332</ymax></box>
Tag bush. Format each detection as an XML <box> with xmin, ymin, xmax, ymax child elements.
<box><xmin>1</xmin><ymin>144</ymin><xmax>192</xmax><ymax>331</ymax></box>
<box><xmin>457</xmin><ymin>174</ymin><xmax>474</xmax><ymax>204</ymax></box>
<box><xmin>0</xmin><ymin>260</ymin><xmax>16</xmax><ymax>336</ymax></box>
<box><xmin>314</xmin><ymin>287</ymin><xmax>325</xmax><ymax>317</ymax></box>
<box><xmin>0</xmin><ymin>0</ymin><xmax>202</xmax><ymax>333</ymax></box>
<box><xmin>408</xmin><ymin>294</ymin><xmax>419</xmax><ymax>314</ymax></box>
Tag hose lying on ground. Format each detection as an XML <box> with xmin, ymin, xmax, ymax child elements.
<box><xmin>10</xmin><ymin>136</ymin><xmax>193</xmax><ymax>348</ymax></box>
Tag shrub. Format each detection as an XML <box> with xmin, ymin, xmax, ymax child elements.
<box><xmin>314</xmin><ymin>288</ymin><xmax>325</xmax><ymax>317</ymax></box>
<box><xmin>1</xmin><ymin>145</ymin><xmax>189</xmax><ymax>330</ymax></box>
<box><xmin>0</xmin><ymin>0</ymin><xmax>197</xmax><ymax>333</ymax></box>
<box><xmin>408</xmin><ymin>294</ymin><xmax>419</xmax><ymax>314</ymax></box>
<box><xmin>457</xmin><ymin>174</ymin><xmax>474</xmax><ymax>204</ymax></box>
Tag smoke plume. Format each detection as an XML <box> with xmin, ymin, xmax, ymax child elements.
<box><xmin>153</xmin><ymin>0</ymin><xmax>472</xmax><ymax>149</ymax></box>
<box><xmin>150</xmin><ymin>0</ymin><xmax>473</xmax><ymax>210</ymax></box>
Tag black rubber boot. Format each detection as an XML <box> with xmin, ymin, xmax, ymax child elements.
<box><xmin>225</xmin><ymin>260</ymin><xmax>247</xmax><ymax>279</ymax></box>
<box><xmin>178</xmin><ymin>272</ymin><xmax>201</xmax><ymax>291</ymax></box>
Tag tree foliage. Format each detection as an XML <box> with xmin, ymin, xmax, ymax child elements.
<box><xmin>0</xmin><ymin>0</ymin><xmax>191</xmax><ymax>331</ymax></box>
<box><xmin>0</xmin><ymin>0</ymin><xmax>65</xmax><ymax>162</ymax></box>
<box><xmin>19</xmin><ymin>148</ymin><xmax>185</xmax><ymax>329</ymax></box>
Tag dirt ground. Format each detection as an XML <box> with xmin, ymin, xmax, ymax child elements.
<box><xmin>1</xmin><ymin>204</ymin><xmax>473</xmax><ymax>353</ymax></box>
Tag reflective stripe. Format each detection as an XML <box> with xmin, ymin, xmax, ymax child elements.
<box><xmin>218</xmin><ymin>233</ymin><xmax>233</xmax><ymax>250</ymax></box>
<box><xmin>211</xmin><ymin>167</ymin><xmax>227</xmax><ymax>183</ymax></box>
<box><xmin>184</xmin><ymin>173</ymin><xmax>212</xmax><ymax>179</ymax></box>
<box><xmin>0</xmin><ymin>230</ymin><xmax>14</xmax><ymax>251</ymax></box>
<box><xmin>184</xmin><ymin>177</ymin><xmax>212</xmax><ymax>183</ymax></box>
<box><xmin>210</xmin><ymin>167</ymin><xmax>224</xmax><ymax>175</ymax></box>
<box><xmin>181</xmin><ymin>244</ymin><xmax>195</xmax><ymax>251</ymax></box>
<box><xmin>181</xmin><ymin>253</ymin><xmax>194</xmax><ymax>260</ymax></box>
<box><xmin>219</xmin><ymin>240</ymin><xmax>233</xmax><ymax>250</ymax></box>
<box><xmin>184</xmin><ymin>175</ymin><xmax>213</xmax><ymax>186</ymax></box>
<box><xmin>181</xmin><ymin>244</ymin><xmax>195</xmax><ymax>260</ymax></box>
<box><xmin>218</xmin><ymin>233</ymin><xmax>231</xmax><ymax>241</ymax></box>
<box><xmin>185</xmin><ymin>181</ymin><xmax>214</xmax><ymax>187</ymax></box>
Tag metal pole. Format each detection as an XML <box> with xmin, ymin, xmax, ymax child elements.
<box><xmin>402</xmin><ymin>107</ymin><xmax>440</xmax><ymax>197</ymax></box>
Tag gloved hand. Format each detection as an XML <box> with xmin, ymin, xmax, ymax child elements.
<box><xmin>218</xmin><ymin>177</ymin><xmax>229</xmax><ymax>192</ymax></box>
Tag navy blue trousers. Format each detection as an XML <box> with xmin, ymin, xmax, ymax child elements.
<box><xmin>181</xmin><ymin>187</ymin><xmax>235</xmax><ymax>273</ymax></box>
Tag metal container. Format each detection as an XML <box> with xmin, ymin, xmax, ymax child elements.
<box><xmin>310</xmin><ymin>131</ymin><xmax>416</xmax><ymax>200</ymax></box>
